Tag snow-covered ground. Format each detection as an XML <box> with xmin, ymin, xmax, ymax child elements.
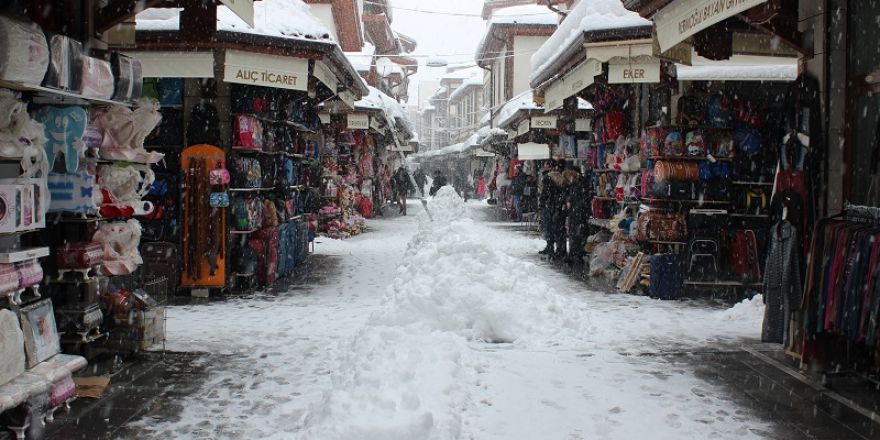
<box><xmin>130</xmin><ymin>188</ymin><xmax>769</xmax><ymax>439</ymax></box>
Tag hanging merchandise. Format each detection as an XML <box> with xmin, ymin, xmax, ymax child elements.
<box><xmin>0</xmin><ymin>16</ymin><xmax>50</xmax><ymax>83</ymax></box>
<box><xmin>92</xmin><ymin>101</ymin><xmax>165</xmax><ymax>164</ymax></box>
<box><xmin>180</xmin><ymin>145</ymin><xmax>227</xmax><ymax>288</ymax></box>
<box><xmin>91</xmin><ymin>219</ymin><xmax>144</xmax><ymax>276</ymax></box>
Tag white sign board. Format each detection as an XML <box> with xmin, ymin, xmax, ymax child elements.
<box><xmin>220</xmin><ymin>0</ymin><xmax>255</xmax><ymax>27</ymax></box>
<box><xmin>224</xmin><ymin>50</ymin><xmax>308</xmax><ymax>91</ymax></box>
<box><xmin>609</xmin><ymin>59</ymin><xmax>662</xmax><ymax>83</ymax></box>
<box><xmin>347</xmin><ymin>113</ymin><xmax>369</xmax><ymax>130</ymax></box>
<box><xmin>474</xmin><ymin>148</ymin><xmax>495</xmax><ymax>157</ymax></box>
<box><xmin>517</xmin><ymin>142</ymin><xmax>550</xmax><ymax>160</ymax></box>
<box><xmin>125</xmin><ymin>51</ymin><xmax>214</xmax><ymax>78</ymax></box>
<box><xmin>575</xmin><ymin>118</ymin><xmax>592</xmax><ymax>132</ymax></box>
<box><xmin>654</xmin><ymin>0</ymin><xmax>768</xmax><ymax>52</ymax></box>
<box><xmin>517</xmin><ymin>120</ymin><xmax>530</xmax><ymax>137</ymax></box>
<box><xmin>543</xmin><ymin>59</ymin><xmax>602</xmax><ymax>112</ymax></box>
<box><xmin>318</xmin><ymin>113</ymin><xmax>331</xmax><ymax>124</ymax></box>
<box><xmin>531</xmin><ymin>116</ymin><xmax>557</xmax><ymax>130</ymax></box>
<box><xmin>369</xmin><ymin>116</ymin><xmax>383</xmax><ymax>132</ymax></box>
<box><xmin>313</xmin><ymin>61</ymin><xmax>338</xmax><ymax>94</ymax></box>
<box><xmin>507</xmin><ymin>130</ymin><xmax>517</xmax><ymax>140</ymax></box>
<box><xmin>338</xmin><ymin>90</ymin><xmax>356</xmax><ymax>110</ymax></box>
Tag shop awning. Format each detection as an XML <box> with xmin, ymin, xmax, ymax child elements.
<box><xmin>124</xmin><ymin>51</ymin><xmax>215</xmax><ymax>78</ymax></box>
<box><xmin>544</xmin><ymin>59</ymin><xmax>602</xmax><ymax>112</ymax></box>
<box><xmin>517</xmin><ymin>142</ymin><xmax>550</xmax><ymax>160</ymax></box>
<box><xmin>675</xmin><ymin>64</ymin><xmax>797</xmax><ymax>81</ymax></box>
<box><xmin>653</xmin><ymin>0</ymin><xmax>769</xmax><ymax>52</ymax></box>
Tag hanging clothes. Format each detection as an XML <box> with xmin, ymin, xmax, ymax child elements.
<box><xmin>762</xmin><ymin>221</ymin><xmax>802</xmax><ymax>344</ymax></box>
<box><xmin>799</xmin><ymin>215</ymin><xmax>880</xmax><ymax>364</ymax></box>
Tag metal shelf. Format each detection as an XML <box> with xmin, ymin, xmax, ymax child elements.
<box><xmin>0</xmin><ymin>79</ymin><xmax>133</xmax><ymax>107</ymax></box>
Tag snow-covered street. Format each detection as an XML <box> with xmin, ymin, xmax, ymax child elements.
<box><xmin>129</xmin><ymin>188</ymin><xmax>771</xmax><ymax>440</ymax></box>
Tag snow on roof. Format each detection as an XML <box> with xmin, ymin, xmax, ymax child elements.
<box><xmin>448</xmin><ymin>77</ymin><xmax>484</xmax><ymax>102</ymax></box>
<box><xmin>376</xmin><ymin>57</ymin><xmax>404</xmax><ymax>78</ymax></box>
<box><xmin>441</xmin><ymin>66</ymin><xmax>484</xmax><ymax>81</ymax></box>
<box><xmin>530</xmin><ymin>0</ymin><xmax>651</xmax><ymax>84</ymax></box>
<box><xmin>495</xmin><ymin>90</ymin><xmax>541</xmax><ymax>128</ymax></box>
<box><xmin>346</xmin><ymin>53</ymin><xmax>374</xmax><ymax>72</ymax></box>
<box><xmin>675</xmin><ymin>64</ymin><xmax>798</xmax><ymax>81</ymax></box>
<box><xmin>477</xmin><ymin>5</ymin><xmax>558</xmax><ymax>62</ymax></box>
<box><xmin>136</xmin><ymin>1</ymin><xmax>333</xmax><ymax>42</ymax></box>
<box><xmin>490</xmin><ymin>4</ymin><xmax>559</xmax><ymax>25</ymax></box>
<box><xmin>356</xmin><ymin>86</ymin><xmax>411</xmax><ymax>131</ymax></box>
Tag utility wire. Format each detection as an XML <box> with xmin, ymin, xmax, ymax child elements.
<box><xmin>364</xmin><ymin>0</ymin><xmax>560</xmax><ymax>18</ymax></box>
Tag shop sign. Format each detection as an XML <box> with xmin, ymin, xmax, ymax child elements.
<box><xmin>517</xmin><ymin>120</ymin><xmax>530</xmax><ymax>137</ymax></box>
<box><xmin>654</xmin><ymin>0</ymin><xmax>768</xmax><ymax>52</ymax></box>
<box><xmin>338</xmin><ymin>90</ymin><xmax>356</xmax><ymax>110</ymax></box>
<box><xmin>347</xmin><ymin>113</ymin><xmax>369</xmax><ymax>130</ymax></box>
<box><xmin>652</xmin><ymin>36</ymin><xmax>693</xmax><ymax>65</ymax></box>
<box><xmin>125</xmin><ymin>51</ymin><xmax>214</xmax><ymax>78</ymax></box>
<box><xmin>220</xmin><ymin>0</ymin><xmax>255</xmax><ymax>27</ymax></box>
<box><xmin>473</xmin><ymin>148</ymin><xmax>495</xmax><ymax>157</ymax></box>
<box><xmin>530</xmin><ymin>116</ymin><xmax>557</xmax><ymax>130</ymax></box>
<box><xmin>224</xmin><ymin>50</ymin><xmax>308</xmax><ymax>91</ymax></box>
<box><xmin>609</xmin><ymin>59</ymin><xmax>661</xmax><ymax>83</ymax></box>
<box><xmin>543</xmin><ymin>59</ymin><xmax>602</xmax><ymax>112</ymax></box>
<box><xmin>507</xmin><ymin>129</ymin><xmax>517</xmax><ymax>140</ymax></box>
<box><xmin>517</xmin><ymin>142</ymin><xmax>550</xmax><ymax>160</ymax></box>
<box><xmin>313</xmin><ymin>61</ymin><xmax>338</xmax><ymax>95</ymax></box>
<box><xmin>575</xmin><ymin>118</ymin><xmax>592</xmax><ymax>132</ymax></box>
<box><xmin>369</xmin><ymin>116</ymin><xmax>382</xmax><ymax>132</ymax></box>
<box><xmin>318</xmin><ymin>113</ymin><xmax>331</xmax><ymax>125</ymax></box>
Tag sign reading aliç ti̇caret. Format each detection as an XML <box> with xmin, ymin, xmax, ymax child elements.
<box><xmin>224</xmin><ymin>50</ymin><xmax>309</xmax><ymax>91</ymax></box>
<box><xmin>654</xmin><ymin>0</ymin><xmax>768</xmax><ymax>52</ymax></box>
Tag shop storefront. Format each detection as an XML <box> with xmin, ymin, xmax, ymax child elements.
<box><xmin>0</xmin><ymin>0</ymin><xmax>371</xmax><ymax>434</ymax></box>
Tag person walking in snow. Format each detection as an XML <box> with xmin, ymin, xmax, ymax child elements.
<box><xmin>392</xmin><ymin>166</ymin><xmax>413</xmax><ymax>215</ymax></box>
<box><xmin>414</xmin><ymin>169</ymin><xmax>427</xmax><ymax>196</ymax></box>
<box><xmin>429</xmin><ymin>170</ymin><xmax>447</xmax><ymax>197</ymax></box>
<box><xmin>565</xmin><ymin>165</ymin><xmax>590</xmax><ymax>266</ymax></box>
<box><xmin>539</xmin><ymin>160</ymin><xmax>569</xmax><ymax>259</ymax></box>
<box><xmin>510</xmin><ymin>164</ymin><xmax>527</xmax><ymax>221</ymax></box>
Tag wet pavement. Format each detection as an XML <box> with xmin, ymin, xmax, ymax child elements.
<box><xmin>38</xmin><ymin>202</ymin><xmax>880</xmax><ymax>439</ymax></box>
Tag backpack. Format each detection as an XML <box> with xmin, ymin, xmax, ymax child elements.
<box><xmin>187</xmin><ymin>103</ymin><xmax>220</xmax><ymax>146</ymax></box>
<box><xmin>677</xmin><ymin>95</ymin><xmax>705</xmax><ymax>126</ymax></box>
<box><xmin>706</xmin><ymin>94</ymin><xmax>731</xmax><ymax>128</ymax></box>
<box><xmin>687</xmin><ymin>237</ymin><xmax>721</xmax><ymax>281</ymax></box>
<box><xmin>685</xmin><ymin>130</ymin><xmax>706</xmax><ymax>156</ymax></box>
<box><xmin>734</xmin><ymin>125</ymin><xmax>762</xmax><ymax>156</ymax></box>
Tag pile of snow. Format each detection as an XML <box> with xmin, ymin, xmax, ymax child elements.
<box><xmin>136</xmin><ymin>0</ymin><xmax>333</xmax><ymax>42</ymax></box>
<box><xmin>530</xmin><ymin>0</ymin><xmax>651</xmax><ymax>83</ymax></box>
<box><xmin>720</xmin><ymin>294</ymin><xmax>765</xmax><ymax>324</ymax></box>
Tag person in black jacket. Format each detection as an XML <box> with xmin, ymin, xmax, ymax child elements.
<box><xmin>392</xmin><ymin>166</ymin><xmax>413</xmax><ymax>215</ymax></box>
<box><xmin>565</xmin><ymin>166</ymin><xmax>591</xmax><ymax>265</ymax></box>
<box><xmin>510</xmin><ymin>164</ymin><xmax>527</xmax><ymax>221</ymax></box>
<box><xmin>539</xmin><ymin>159</ymin><xmax>569</xmax><ymax>258</ymax></box>
<box><xmin>429</xmin><ymin>170</ymin><xmax>448</xmax><ymax>196</ymax></box>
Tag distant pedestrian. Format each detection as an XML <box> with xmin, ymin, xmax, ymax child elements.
<box><xmin>414</xmin><ymin>169</ymin><xmax>427</xmax><ymax>196</ymax></box>
<box><xmin>392</xmin><ymin>166</ymin><xmax>413</xmax><ymax>215</ymax></box>
<box><xmin>429</xmin><ymin>170</ymin><xmax>447</xmax><ymax>196</ymax></box>
<box><xmin>476</xmin><ymin>174</ymin><xmax>487</xmax><ymax>199</ymax></box>
<box><xmin>510</xmin><ymin>164</ymin><xmax>528</xmax><ymax>221</ymax></box>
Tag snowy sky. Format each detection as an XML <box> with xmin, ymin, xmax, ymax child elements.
<box><xmin>385</xmin><ymin>0</ymin><xmax>487</xmax><ymax>107</ymax></box>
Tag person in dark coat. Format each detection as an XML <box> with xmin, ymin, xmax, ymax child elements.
<box><xmin>565</xmin><ymin>166</ymin><xmax>591</xmax><ymax>265</ymax></box>
<box><xmin>510</xmin><ymin>164</ymin><xmax>527</xmax><ymax>221</ymax></box>
<box><xmin>392</xmin><ymin>166</ymin><xmax>414</xmax><ymax>215</ymax></box>
<box><xmin>540</xmin><ymin>159</ymin><xmax>569</xmax><ymax>258</ymax></box>
<box><xmin>414</xmin><ymin>169</ymin><xmax>427</xmax><ymax>197</ymax></box>
<box><xmin>538</xmin><ymin>161</ymin><xmax>553</xmax><ymax>254</ymax></box>
<box><xmin>429</xmin><ymin>170</ymin><xmax>448</xmax><ymax>197</ymax></box>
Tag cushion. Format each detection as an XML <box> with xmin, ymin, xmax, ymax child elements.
<box><xmin>0</xmin><ymin>309</ymin><xmax>25</xmax><ymax>386</ymax></box>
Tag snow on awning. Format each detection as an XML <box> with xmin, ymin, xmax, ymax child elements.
<box><xmin>675</xmin><ymin>64</ymin><xmax>797</xmax><ymax>82</ymax></box>
<box><xmin>495</xmin><ymin>90</ymin><xmax>541</xmax><ymax>128</ymax></box>
<box><xmin>517</xmin><ymin>142</ymin><xmax>550</xmax><ymax>161</ymax></box>
<box><xmin>530</xmin><ymin>0</ymin><xmax>650</xmax><ymax>85</ymax></box>
<box><xmin>136</xmin><ymin>1</ymin><xmax>334</xmax><ymax>43</ymax></box>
